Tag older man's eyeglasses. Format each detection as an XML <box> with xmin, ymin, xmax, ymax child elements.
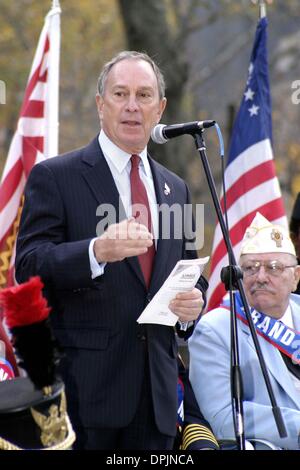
<box><xmin>240</xmin><ymin>260</ymin><xmax>297</xmax><ymax>277</ymax></box>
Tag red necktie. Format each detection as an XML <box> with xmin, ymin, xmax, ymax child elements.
<box><xmin>130</xmin><ymin>154</ymin><xmax>155</xmax><ymax>287</ymax></box>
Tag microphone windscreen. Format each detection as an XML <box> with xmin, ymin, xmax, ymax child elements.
<box><xmin>151</xmin><ymin>124</ymin><xmax>167</xmax><ymax>144</ymax></box>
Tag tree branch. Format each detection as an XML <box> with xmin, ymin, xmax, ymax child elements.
<box><xmin>188</xmin><ymin>28</ymin><xmax>253</xmax><ymax>90</ymax></box>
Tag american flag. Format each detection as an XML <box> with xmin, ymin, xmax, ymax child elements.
<box><xmin>0</xmin><ymin>3</ymin><xmax>61</xmax><ymax>290</ymax></box>
<box><xmin>207</xmin><ymin>17</ymin><xmax>287</xmax><ymax>311</ymax></box>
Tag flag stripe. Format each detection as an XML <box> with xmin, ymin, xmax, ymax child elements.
<box><xmin>29</xmin><ymin>81</ymin><xmax>47</xmax><ymax>102</ymax></box>
<box><xmin>1</xmin><ymin>134</ymin><xmax>22</xmax><ymax>181</ymax></box>
<box><xmin>223</xmin><ymin>138</ymin><xmax>273</xmax><ymax>192</ymax></box>
<box><xmin>22</xmin><ymin>100</ymin><xmax>45</xmax><ymax>119</ymax></box>
<box><xmin>18</xmin><ymin>117</ymin><xmax>46</xmax><ymax>137</ymax></box>
<box><xmin>220</xmin><ymin>159</ymin><xmax>277</xmax><ymax>213</ymax></box>
<box><xmin>22</xmin><ymin>136</ymin><xmax>44</xmax><ymax>176</ymax></box>
<box><xmin>0</xmin><ymin>159</ymin><xmax>23</xmax><ymax>212</ymax></box>
<box><xmin>20</xmin><ymin>36</ymin><xmax>49</xmax><ymax>117</ymax></box>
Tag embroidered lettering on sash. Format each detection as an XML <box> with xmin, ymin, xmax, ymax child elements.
<box><xmin>221</xmin><ymin>293</ymin><xmax>300</xmax><ymax>365</ymax></box>
<box><xmin>268</xmin><ymin>322</ymin><xmax>285</xmax><ymax>339</ymax></box>
<box><xmin>257</xmin><ymin>316</ymin><xmax>270</xmax><ymax>333</ymax></box>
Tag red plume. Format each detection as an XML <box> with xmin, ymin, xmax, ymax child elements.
<box><xmin>0</xmin><ymin>276</ymin><xmax>51</xmax><ymax>329</ymax></box>
<box><xmin>0</xmin><ymin>276</ymin><xmax>61</xmax><ymax>389</ymax></box>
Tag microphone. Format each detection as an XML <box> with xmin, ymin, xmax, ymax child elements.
<box><xmin>151</xmin><ymin>120</ymin><xmax>216</xmax><ymax>144</ymax></box>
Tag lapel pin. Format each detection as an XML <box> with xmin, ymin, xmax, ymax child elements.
<box><xmin>164</xmin><ymin>183</ymin><xmax>171</xmax><ymax>195</ymax></box>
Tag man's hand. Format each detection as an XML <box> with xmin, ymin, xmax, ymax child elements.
<box><xmin>169</xmin><ymin>288</ymin><xmax>204</xmax><ymax>323</ymax></box>
<box><xmin>93</xmin><ymin>218</ymin><xmax>153</xmax><ymax>263</ymax></box>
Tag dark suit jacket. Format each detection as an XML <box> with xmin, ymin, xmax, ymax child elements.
<box><xmin>15</xmin><ymin>136</ymin><xmax>207</xmax><ymax>436</ymax></box>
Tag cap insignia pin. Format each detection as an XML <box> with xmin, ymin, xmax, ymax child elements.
<box><xmin>271</xmin><ymin>228</ymin><xmax>283</xmax><ymax>247</ymax></box>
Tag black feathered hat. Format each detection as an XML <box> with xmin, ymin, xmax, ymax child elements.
<box><xmin>0</xmin><ymin>377</ymin><xmax>75</xmax><ymax>450</ymax></box>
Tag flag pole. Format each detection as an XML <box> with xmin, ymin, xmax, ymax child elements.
<box><xmin>45</xmin><ymin>0</ymin><xmax>61</xmax><ymax>158</ymax></box>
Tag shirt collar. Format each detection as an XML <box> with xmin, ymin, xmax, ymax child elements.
<box><xmin>98</xmin><ymin>130</ymin><xmax>151</xmax><ymax>177</ymax></box>
<box><xmin>280</xmin><ymin>305</ymin><xmax>294</xmax><ymax>329</ymax></box>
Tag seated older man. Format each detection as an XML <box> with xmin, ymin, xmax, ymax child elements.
<box><xmin>189</xmin><ymin>212</ymin><xmax>300</xmax><ymax>450</ymax></box>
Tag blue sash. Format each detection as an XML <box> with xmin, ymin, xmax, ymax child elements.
<box><xmin>221</xmin><ymin>293</ymin><xmax>300</xmax><ymax>365</ymax></box>
<box><xmin>177</xmin><ymin>377</ymin><xmax>184</xmax><ymax>427</ymax></box>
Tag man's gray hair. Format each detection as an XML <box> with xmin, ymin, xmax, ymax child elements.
<box><xmin>97</xmin><ymin>51</ymin><xmax>166</xmax><ymax>100</ymax></box>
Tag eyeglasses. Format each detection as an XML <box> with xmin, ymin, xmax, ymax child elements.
<box><xmin>240</xmin><ymin>260</ymin><xmax>297</xmax><ymax>277</ymax></box>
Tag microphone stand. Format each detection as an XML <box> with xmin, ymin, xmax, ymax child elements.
<box><xmin>221</xmin><ymin>265</ymin><xmax>245</xmax><ymax>449</ymax></box>
<box><xmin>193</xmin><ymin>130</ymin><xmax>287</xmax><ymax>449</ymax></box>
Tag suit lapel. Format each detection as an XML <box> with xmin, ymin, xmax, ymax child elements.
<box><xmin>81</xmin><ymin>138</ymin><xmax>124</xmax><ymax>215</ymax></box>
<box><xmin>148</xmin><ymin>157</ymin><xmax>175</xmax><ymax>292</ymax></box>
<box><xmin>80</xmin><ymin>137</ymin><xmax>144</xmax><ymax>286</ymax></box>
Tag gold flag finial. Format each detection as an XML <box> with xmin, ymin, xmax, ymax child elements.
<box><xmin>251</xmin><ymin>1</ymin><xmax>273</xmax><ymax>19</ymax></box>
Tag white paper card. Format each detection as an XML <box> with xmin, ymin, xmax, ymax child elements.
<box><xmin>137</xmin><ymin>256</ymin><xmax>209</xmax><ymax>326</ymax></box>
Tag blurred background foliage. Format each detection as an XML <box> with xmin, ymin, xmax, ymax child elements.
<box><xmin>0</xmin><ymin>0</ymin><xmax>300</xmax><ymax>259</ymax></box>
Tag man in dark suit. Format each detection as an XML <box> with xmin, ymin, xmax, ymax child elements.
<box><xmin>15</xmin><ymin>51</ymin><xmax>206</xmax><ymax>450</ymax></box>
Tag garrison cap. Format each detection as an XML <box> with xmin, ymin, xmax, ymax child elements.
<box><xmin>240</xmin><ymin>212</ymin><xmax>296</xmax><ymax>257</ymax></box>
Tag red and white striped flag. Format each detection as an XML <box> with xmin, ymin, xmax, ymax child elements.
<box><xmin>207</xmin><ymin>17</ymin><xmax>287</xmax><ymax>311</ymax></box>
<box><xmin>0</xmin><ymin>2</ymin><xmax>61</xmax><ymax>289</ymax></box>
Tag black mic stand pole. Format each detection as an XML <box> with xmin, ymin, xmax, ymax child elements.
<box><xmin>221</xmin><ymin>263</ymin><xmax>245</xmax><ymax>450</ymax></box>
<box><xmin>193</xmin><ymin>130</ymin><xmax>287</xmax><ymax>449</ymax></box>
